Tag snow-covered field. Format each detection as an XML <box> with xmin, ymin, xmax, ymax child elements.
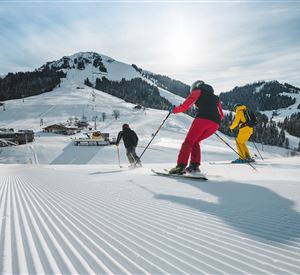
<box><xmin>1</xmin><ymin>63</ymin><xmax>300</xmax><ymax>273</ymax></box>
<box><xmin>1</xmin><ymin>159</ymin><xmax>300</xmax><ymax>273</ymax></box>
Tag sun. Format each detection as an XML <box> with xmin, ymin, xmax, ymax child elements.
<box><xmin>164</xmin><ymin>17</ymin><xmax>198</xmax><ymax>66</ymax></box>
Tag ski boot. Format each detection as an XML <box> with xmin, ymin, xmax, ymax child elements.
<box><xmin>231</xmin><ymin>158</ymin><xmax>247</xmax><ymax>164</ymax></box>
<box><xmin>135</xmin><ymin>161</ymin><xmax>143</xmax><ymax>167</ymax></box>
<box><xmin>246</xmin><ymin>157</ymin><xmax>255</xmax><ymax>163</ymax></box>
<box><xmin>128</xmin><ymin>163</ymin><xmax>137</xmax><ymax>169</ymax></box>
<box><xmin>169</xmin><ymin>164</ymin><xmax>186</xmax><ymax>175</ymax></box>
<box><xmin>185</xmin><ymin>163</ymin><xmax>200</xmax><ymax>173</ymax></box>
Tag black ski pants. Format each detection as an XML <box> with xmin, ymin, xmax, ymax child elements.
<box><xmin>126</xmin><ymin>146</ymin><xmax>140</xmax><ymax>164</ymax></box>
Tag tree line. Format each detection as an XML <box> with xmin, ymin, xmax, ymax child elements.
<box><xmin>220</xmin><ymin>81</ymin><xmax>296</xmax><ymax>111</ymax></box>
<box><xmin>85</xmin><ymin>76</ymin><xmax>300</xmax><ymax>151</ymax></box>
<box><xmin>0</xmin><ymin>69</ymin><xmax>66</xmax><ymax>101</ymax></box>
<box><xmin>218</xmin><ymin>80</ymin><xmax>300</xmax><ymax>151</ymax></box>
<box><xmin>219</xmin><ymin>112</ymin><xmax>292</xmax><ymax>149</ymax></box>
<box><xmin>132</xmin><ymin>64</ymin><xmax>190</xmax><ymax>98</ymax></box>
<box><xmin>85</xmin><ymin>77</ymin><xmax>171</xmax><ymax>110</ymax></box>
<box><xmin>278</xmin><ymin>113</ymin><xmax>300</xmax><ymax>138</ymax></box>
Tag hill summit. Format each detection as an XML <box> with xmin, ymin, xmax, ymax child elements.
<box><xmin>220</xmin><ymin>80</ymin><xmax>300</xmax><ymax>112</ymax></box>
<box><xmin>0</xmin><ymin>52</ymin><xmax>190</xmax><ymax>107</ymax></box>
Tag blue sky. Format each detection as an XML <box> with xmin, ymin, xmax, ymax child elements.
<box><xmin>0</xmin><ymin>0</ymin><xmax>300</xmax><ymax>92</ymax></box>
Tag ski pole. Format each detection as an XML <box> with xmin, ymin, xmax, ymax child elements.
<box><xmin>137</xmin><ymin>112</ymin><xmax>171</xmax><ymax>163</ymax></box>
<box><xmin>116</xmin><ymin>145</ymin><xmax>122</xmax><ymax>168</ymax></box>
<box><xmin>214</xmin><ymin>132</ymin><xmax>257</xmax><ymax>171</ymax></box>
<box><xmin>252</xmin><ymin>141</ymin><xmax>264</xmax><ymax>160</ymax></box>
<box><xmin>215</xmin><ymin>132</ymin><xmax>241</xmax><ymax>158</ymax></box>
<box><xmin>137</xmin><ymin>145</ymin><xmax>164</xmax><ymax>152</ymax></box>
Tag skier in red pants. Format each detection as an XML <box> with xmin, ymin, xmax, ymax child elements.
<box><xmin>169</xmin><ymin>80</ymin><xmax>224</xmax><ymax>174</ymax></box>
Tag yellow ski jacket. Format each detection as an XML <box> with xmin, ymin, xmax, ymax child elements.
<box><xmin>229</xmin><ymin>105</ymin><xmax>248</xmax><ymax>130</ymax></box>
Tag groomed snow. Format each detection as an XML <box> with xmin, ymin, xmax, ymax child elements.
<box><xmin>1</xmin><ymin>159</ymin><xmax>300</xmax><ymax>274</ymax></box>
<box><xmin>1</xmin><ymin>65</ymin><xmax>300</xmax><ymax>274</ymax></box>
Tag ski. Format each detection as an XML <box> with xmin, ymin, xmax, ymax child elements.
<box><xmin>209</xmin><ymin>161</ymin><xmax>235</xmax><ymax>165</ymax></box>
<box><xmin>151</xmin><ymin>169</ymin><xmax>208</xmax><ymax>180</ymax></box>
<box><xmin>209</xmin><ymin>160</ymin><xmax>256</xmax><ymax>165</ymax></box>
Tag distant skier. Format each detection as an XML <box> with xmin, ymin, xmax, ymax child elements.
<box><xmin>229</xmin><ymin>104</ymin><xmax>254</xmax><ymax>163</ymax></box>
<box><xmin>168</xmin><ymin>80</ymin><xmax>224</xmax><ymax>174</ymax></box>
<box><xmin>116</xmin><ymin>123</ymin><xmax>141</xmax><ymax>167</ymax></box>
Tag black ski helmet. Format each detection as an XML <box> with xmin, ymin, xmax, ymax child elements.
<box><xmin>122</xmin><ymin>123</ymin><xmax>129</xmax><ymax>130</ymax></box>
<box><xmin>234</xmin><ymin>103</ymin><xmax>242</xmax><ymax>111</ymax></box>
<box><xmin>190</xmin><ymin>80</ymin><xmax>205</xmax><ymax>93</ymax></box>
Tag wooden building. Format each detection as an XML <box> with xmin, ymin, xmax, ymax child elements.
<box><xmin>43</xmin><ymin>124</ymin><xmax>78</xmax><ymax>135</ymax></box>
<box><xmin>0</xmin><ymin>129</ymin><xmax>34</xmax><ymax>146</ymax></box>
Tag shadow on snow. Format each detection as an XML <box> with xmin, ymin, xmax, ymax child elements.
<box><xmin>153</xmin><ymin>178</ymin><xmax>300</xmax><ymax>244</ymax></box>
<box><xmin>51</xmin><ymin>143</ymin><xmax>104</xmax><ymax>164</ymax></box>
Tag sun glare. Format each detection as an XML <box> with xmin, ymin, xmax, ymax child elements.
<box><xmin>165</xmin><ymin>17</ymin><xmax>197</xmax><ymax>66</ymax></box>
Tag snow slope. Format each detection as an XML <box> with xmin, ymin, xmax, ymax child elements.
<box><xmin>261</xmin><ymin>92</ymin><xmax>300</xmax><ymax>123</ymax></box>
<box><xmin>1</xmin><ymin>159</ymin><xmax>300</xmax><ymax>274</ymax></box>
<box><xmin>40</xmin><ymin>52</ymin><xmax>185</xmax><ymax>106</ymax></box>
<box><xmin>1</xmin><ymin>60</ymin><xmax>300</xmax><ymax>273</ymax></box>
<box><xmin>0</xmin><ymin>69</ymin><xmax>290</xmax><ymax>165</ymax></box>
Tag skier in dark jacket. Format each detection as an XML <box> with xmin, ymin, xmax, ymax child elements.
<box><xmin>116</xmin><ymin>123</ymin><xmax>141</xmax><ymax>166</ymax></box>
<box><xmin>169</xmin><ymin>80</ymin><xmax>224</xmax><ymax>174</ymax></box>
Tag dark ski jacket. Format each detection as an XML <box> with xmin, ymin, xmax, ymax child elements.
<box><xmin>116</xmin><ymin>128</ymin><xmax>138</xmax><ymax>148</ymax></box>
<box><xmin>173</xmin><ymin>84</ymin><xmax>224</xmax><ymax>125</ymax></box>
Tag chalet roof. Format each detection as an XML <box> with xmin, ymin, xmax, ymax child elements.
<box><xmin>43</xmin><ymin>124</ymin><xmax>78</xmax><ymax>130</ymax></box>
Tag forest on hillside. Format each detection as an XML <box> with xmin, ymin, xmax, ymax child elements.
<box><xmin>220</xmin><ymin>81</ymin><xmax>296</xmax><ymax>111</ymax></box>
<box><xmin>132</xmin><ymin>64</ymin><xmax>190</xmax><ymax>98</ymax></box>
<box><xmin>85</xmin><ymin>77</ymin><xmax>171</xmax><ymax>110</ymax></box>
<box><xmin>219</xmin><ymin>111</ymin><xmax>300</xmax><ymax>151</ymax></box>
<box><xmin>0</xmin><ymin>69</ymin><xmax>66</xmax><ymax>101</ymax></box>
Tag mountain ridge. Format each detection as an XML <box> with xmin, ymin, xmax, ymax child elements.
<box><xmin>220</xmin><ymin>80</ymin><xmax>300</xmax><ymax>112</ymax></box>
<box><xmin>2</xmin><ymin>51</ymin><xmax>300</xmax><ymax>111</ymax></box>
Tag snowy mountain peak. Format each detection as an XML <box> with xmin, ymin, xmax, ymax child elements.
<box><xmin>40</xmin><ymin>51</ymin><xmax>115</xmax><ymax>73</ymax></box>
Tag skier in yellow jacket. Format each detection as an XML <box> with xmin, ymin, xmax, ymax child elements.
<box><xmin>229</xmin><ymin>104</ymin><xmax>254</xmax><ymax>163</ymax></box>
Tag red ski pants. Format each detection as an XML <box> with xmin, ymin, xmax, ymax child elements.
<box><xmin>177</xmin><ymin>118</ymin><xmax>219</xmax><ymax>166</ymax></box>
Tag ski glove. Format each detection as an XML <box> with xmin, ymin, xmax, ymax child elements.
<box><xmin>168</xmin><ymin>105</ymin><xmax>175</xmax><ymax>113</ymax></box>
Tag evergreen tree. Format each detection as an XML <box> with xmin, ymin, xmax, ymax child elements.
<box><xmin>278</xmin><ymin>129</ymin><xmax>286</xmax><ymax>147</ymax></box>
<box><xmin>99</xmin><ymin>65</ymin><xmax>107</xmax><ymax>73</ymax></box>
<box><xmin>84</xmin><ymin>78</ymin><xmax>93</xmax><ymax>87</ymax></box>
<box><xmin>278</xmin><ymin>113</ymin><xmax>300</xmax><ymax>137</ymax></box>
<box><xmin>284</xmin><ymin>138</ymin><xmax>290</xmax><ymax>149</ymax></box>
<box><xmin>77</xmin><ymin>60</ymin><xmax>85</xmax><ymax>70</ymax></box>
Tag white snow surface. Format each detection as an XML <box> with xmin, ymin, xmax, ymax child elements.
<box><xmin>1</xmin><ymin>68</ymin><xmax>300</xmax><ymax>274</ymax></box>
<box><xmin>261</xmin><ymin>91</ymin><xmax>300</xmax><ymax>124</ymax></box>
